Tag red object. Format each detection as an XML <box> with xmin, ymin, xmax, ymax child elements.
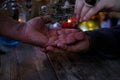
<box><xmin>69</xmin><ymin>16</ymin><xmax>78</xmax><ymax>23</ymax></box>
<box><xmin>61</xmin><ymin>22</ymin><xmax>73</xmax><ymax>28</ymax></box>
<box><xmin>61</xmin><ymin>16</ymin><xmax>78</xmax><ymax>29</ymax></box>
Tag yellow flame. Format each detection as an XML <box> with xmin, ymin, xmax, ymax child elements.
<box><xmin>67</xmin><ymin>19</ymin><xmax>72</xmax><ymax>23</ymax></box>
<box><xmin>18</xmin><ymin>18</ymin><xmax>22</xmax><ymax>22</ymax></box>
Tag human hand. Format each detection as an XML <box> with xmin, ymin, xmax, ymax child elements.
<box><xmin>0</xmin><ymin>13</ymin><xmax>59</xmax><ymax>48</ymax></box>
<box><xmin>21</xmin><ymin>16</ymin><xmax>53</xmax><ymax>47</ymax></box>
<box><xmin>46</xmin><ymin>29</ymin><xmax>90</xmax><ymax>54</ymax></box>
<box><xmin>75</xmin><ymin>0</ymin><xmax>120</xmax><ymax>22</ymax></box>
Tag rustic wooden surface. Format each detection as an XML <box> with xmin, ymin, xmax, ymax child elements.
<box><xmin>0</xmin><ymin>43</ymin><xmax>120</xmax><ymax>80</ymax></box>
<box><xmin>0</xmin><ymin>43</ymin><xmax>57</xmax><ymax>80</ymax></box>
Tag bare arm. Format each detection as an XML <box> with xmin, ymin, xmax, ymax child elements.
<box><xmin>0</xmin><ymin>12</ymin><xmax>26</xmax><ymax>41</ymax></box>
<box><xmin>0</xmin><ymin>12</ymin><xmax>51</xmax><ymax>47</ymax></box>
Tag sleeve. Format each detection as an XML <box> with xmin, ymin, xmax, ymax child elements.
<box><xmin>85</xmin><ymin>26</ymin><xmax>120</xmax><ymax>59</ymax></box>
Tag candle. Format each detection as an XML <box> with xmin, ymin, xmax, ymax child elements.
<box><xmin>61</xmin><ymin>16</ymin><xmax>78</xmax><ymax>28</ymax></box>
<box><xmin>61</xmin><ymin>22</ymin><xmax>73</xmax><ymax>28</ymax></box>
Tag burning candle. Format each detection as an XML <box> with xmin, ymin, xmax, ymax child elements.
<box><xmin>61</xmin><ymin>22</ymin><xmax>73</xmax><ymax>28</ymax></box>
<box><xmin>61</xmin><ymin>16</ymin><xmax>78</xmax><ymax>28</ymax></box>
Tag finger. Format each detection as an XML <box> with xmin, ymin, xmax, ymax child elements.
<box><xmin>74</xmin><ymin>31</ymin><xmax>85</xmax><ymax>40</ymax></box>
<box><xmin>80</xmin><ymin>5</ymin><xmax>90</xmax><ymax>21</ymax></box>
<box><xmin>66</xmin><ymin>33</ymin><xmax>76</xmax><ymax>44</ymax></box>
<box><xmin>52</xmin><ymin>40</ymin><xmax>66</xmax><ymax>49</ymax></box>
<box><xmin>58</xmin><ymin>31</ymin><xmax>85</xmax><ymax>45</ymax></box>
<box><xmin>74</xmin><ymin>0</ymin><xmax>78</xmax><ymax>14</ymax></box>
<box><xmin>74</xmin><ymin>0</ymin><xmax>78</xmax><ymax>13</ymax></box>
<box><xmin>64</xmin><ymin>29</ymin><xmax>79</xmax><ymax>34</ymax></box>
<box><xmin>47</xmin><ymin>36</ymin><xmax>58</xmax><ymax>46</ymax></box>
<box><xmin>83</xmin><ymin>1</ymin><xmax>104</xmax><ymax>20</ymax></box>
<box><xmin>58</xmin><ymin>34</ymin><xmax>66</xmax><ymax>40</ymax></box>
<box><xmin>75</xmin><ymin>0</ymin><xmax>84</xmax><ymax>21</ymax></box>
<box><xmin>46</xmin><ymin>46</ymin><xmax>54</xmax><ymax>51</ymax></box>
<box><xmin>57</xmin><ymin>29</ymin><xmax>65</xmax><ymax>35</ymax></box>
<box><xmin>56</xmin><ymin>39</ymin><xmax>66</xmax><ymax>46</ymax></box>
<box><xmin>54</xmin><ymin>40</ymin><xmax>59</xmax><ymax>45</ymax></box>
<box><xmin>57</xmin><ymin>42</ymin><xmax>67</xmax><ymax>49</ymax></box>
<box><xmin>55</xmin><ymin>38</ymin><xmax>67</xmax><ymax>49</ymax></box>
<box><xmin>57</xmin><ymin>34</ymin><xmax>67</xmax><ymax>44</ymax></box>
<box><xmin>49</xmin><ymin>29</ymin><xmax>58</xmax><ymax>37</ymax></box>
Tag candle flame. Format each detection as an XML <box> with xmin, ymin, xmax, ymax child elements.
<box><xmin>67</xmin><ymin>19</ymin><xmax>72</xmax><ymax>23</ymax></box>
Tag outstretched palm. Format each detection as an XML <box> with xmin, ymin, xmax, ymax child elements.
<box><xmin>23</xmin><ymin>17</ymin><xmax>54</xmax><ymax>47</ymax></box>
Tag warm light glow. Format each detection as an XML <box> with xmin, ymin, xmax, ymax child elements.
<box><xmin>67</xmin><ymin>19</ymin><xmax>72</xmax><ymax>23</ymax></box>
<box><xmin>18</xmin><ymin>18</ymin><xmax>22</xmax><ymax>22</ymax></box>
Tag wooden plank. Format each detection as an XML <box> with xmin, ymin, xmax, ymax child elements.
<box><xmin>0</xmin><ymin>54</ymin><xmax>11</xmax><ymax>80</ymax></box>
<box><xmin>33</xmin><ymin>47</ymin><xmax>58</xmax><ymax>80</ymax></box>
<box><xmin>47</xmin><ymin>52</ymin><xmax>120</xmax><ymax>80</ymax></box>
<box><xmin>13</xmin><ymin>44</ymin><xmax>41</xmax><ymax>80</ymax></box>
<box><xmin>47</xmin><ymin>53</ymin><xmax>80</xmax><ymax>80</ymax></box>
<box><xmin>0</xmin><ymin>47</ymin><xmax>16</xmax><ymax>80</ymax></box>
<box><xmin>14</xmin><ymin>44</ymin><xmax>58</xmax><ymax>80</ymax></box>
<box><xmin>0</xmin><ymin>43</ymin><xmax>58</xmax><ymax>80</ymax></box>
<box><xmin>1</xmin><ymin>43</ymin><xmax>120</xmax><ymax>80</ymax></box>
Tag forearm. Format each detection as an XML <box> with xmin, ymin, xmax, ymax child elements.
<box><xmin>0</xmin><ymin>12</ymin><xmax>26</xmax><ymax>41</ymax></box>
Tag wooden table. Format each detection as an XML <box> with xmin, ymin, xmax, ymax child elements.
<box><xmin>0</xmin><ymin>43</ymin><xmax>120</xmax><ymax>80</ymax></box>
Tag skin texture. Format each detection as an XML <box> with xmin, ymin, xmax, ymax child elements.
<box><xmin>46</xmin><ymin>29</ymin><xmax>90</xmax><ymax>54</ymax></box>
<box><xmin>0</xmin><ymin>13</ymin><xmax>56</xmax><ymax>47</ymax></box>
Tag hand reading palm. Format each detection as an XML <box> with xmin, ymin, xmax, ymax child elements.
<box><xmin>23</xmin><ymin>17</ymin><xmax>53</xmax><ymax>47</ymax></box>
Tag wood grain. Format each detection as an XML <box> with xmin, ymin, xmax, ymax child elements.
<box><xmin>0</xmin><ymin>43</ymin><xmax>57</xmax><ymax>80</ymax></box>
<box><xmin>0</xmin><ymin>43</ymin><xmax>120</xmax><ymax>80</ymax></box>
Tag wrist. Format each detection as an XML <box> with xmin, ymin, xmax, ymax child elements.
<box><xmin>4</xmin><ymin>22</ymin><xmax>27</xmax><ymax>42</ymax></box>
